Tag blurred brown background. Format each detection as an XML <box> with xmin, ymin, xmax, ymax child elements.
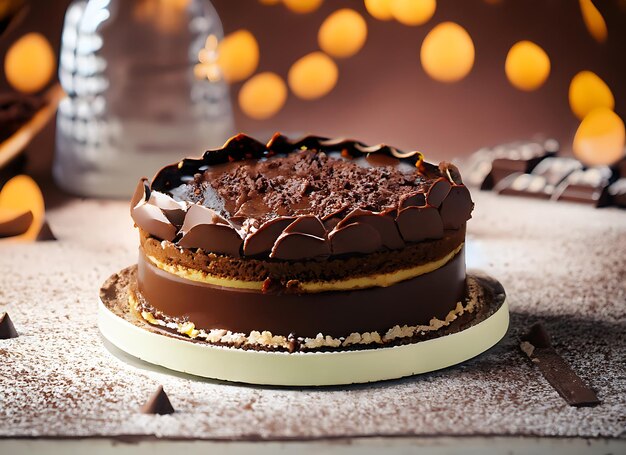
<box><xmin>1</xmin><ymin>0</ymin><xmax>625</xmax><ymax>177</ymax></box>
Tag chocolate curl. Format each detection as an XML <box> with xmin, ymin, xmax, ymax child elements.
<box><xmin>140</xmin><ymin>386</ymin><xmax>175</xmax><ymax>415</ymax></box>
<box><xmin>520</xmin><ymin>323</ymin><xmax>600</xmax><ymax>407</ymax></box>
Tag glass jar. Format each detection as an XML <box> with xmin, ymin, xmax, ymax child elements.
<box><xmin>54</xmin><ymin>0</ymin><xmax>234</xmax><ymax>197</ymax></box>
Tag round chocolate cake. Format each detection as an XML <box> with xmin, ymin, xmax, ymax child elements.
<box><xmin>124</xmin><ymin>133</ymin><xmax>480</xmax><ymax>353</ymax></box>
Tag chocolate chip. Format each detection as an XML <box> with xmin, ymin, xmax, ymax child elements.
<box><xmin>0</xmin><ymin>312</ymin><xmax>18</xmax><ymax>339</ymax></box>
<box><xmin>36</xmin><ymin>220</ymin><xmax>57</xmax><ymax>241</ymax></box>
<box><xmin>140</xmin><ymin>386</ymin><xmax>175</xmax><ymax>415</ymax></box>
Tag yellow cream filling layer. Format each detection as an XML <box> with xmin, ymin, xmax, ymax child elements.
<box><xmin>146</xmin><ymin>243</ymin><xmax>463</xmax><ymax>293</ymax></box>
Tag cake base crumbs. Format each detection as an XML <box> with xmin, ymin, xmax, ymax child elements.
<box><xmin>130</xmin><ymin>275</ymin><xmax>483</xmax><ymax>352</ymax></box>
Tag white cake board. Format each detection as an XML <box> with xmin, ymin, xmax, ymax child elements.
<box><xmin>98</xmin><ymin>298</ymin><xmax>509</xmax><ymax>386</ymax></box>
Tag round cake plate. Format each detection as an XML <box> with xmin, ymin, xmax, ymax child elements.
<box><xmin>98</xmin><ymin>298</ymin><xmax>509</xmax><ymax>386</ymax></box>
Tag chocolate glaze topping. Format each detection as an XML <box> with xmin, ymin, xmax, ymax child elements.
<box><xmin>131</xmin><ymin>133</ymin><xmax>474</xmax><ymax>259</ymax></box>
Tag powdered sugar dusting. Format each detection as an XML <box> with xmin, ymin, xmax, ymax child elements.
<box><xmin>0</xmin><ymin>193</ymin><xmax>625</xmax><ymax>439</ymax></box>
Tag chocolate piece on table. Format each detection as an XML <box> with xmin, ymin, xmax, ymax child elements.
<box><xmin>493</xmin><ymin>173</ymin><xmax>551</xmax><ymax>199</ymax></box>
<box><xmin>465</xmin><ymin>139</ymin><xmax>558</xmax><ymax>190</ymax></box>
<box><xmin>140</xmin><ymin>386</ymin><xmax>175</xmax><ymax>415</ymax></box>
<box><xmin>531</xmin><ymin>157</ymin><xmax>583</xmax><ymax>190</ymax></box>
<box><xmin>607</xmin><ymin>178</ymin><xmax>626</xmax><ymax>208</ymax></box>
<box><xmin>0</xmin><ymin>312</ymin><xmax>18</xmax><ymax>339</ymax></box>
<box><xmin>520</xmin><ymin>323</ymin><xmax>600</xmax><ymax>407</ymax></box>
<box><xmin>0</xmin><ymin>207</ymin><xmax>33</xmax><ymax>237</ymax></box>
<box><xmin>552</xmin><ymin>167</ymin><xmax>611</xmax><ymax>207</ymax></box>
<box><xmin>36</xmin><ymin>220</ymin><xmax>57</xmax><ymax>241</ymax></box>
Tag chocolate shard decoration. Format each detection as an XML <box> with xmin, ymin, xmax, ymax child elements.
<box><xmin>130</xmin><ymin>178</ymin><xmax>150</xmax><ymax>213</ymax></box>
<box><xmin>0</xmin><ymin>312</ymin><xmax>18</xmax><ymax>339</ymax></box>
<box><xmin>243</xmin><ymin>217</ymin><xmax>295</xmax><ymax>256</ymax></box>
<box><xmin>178</xmin><ymin>204</ymin><xmax>242</xmax><ymax>257</ymax></box>
<box><xmin>270</xmin><ymin>232</ymin><xmax>330</xmax><ymax>260</ymax></box>
<box><xmin>439</xmin><ymin>162</ymin><xmax>464</xmax><ymax>185</ymax></box>
<box><xmin>0</xmin><ymin>208</ymin><xmax>33</xmax><ymax>238</ymax></box>
<box><xmin>131</xmin><ymin>202</ymin><xmax>177</xmax><ymax>242</ymax></box>
<box><xmin>439</xmin><ymin>185</ymin><xmax>474</xmax><ymax>230</ymax></box>
<box><xmin>520</xmin><ymin>323</ymin><xmax>600</xmax><ymax>407</ymax></box>
<box><xmin>338</xmin><ymin>209</ymin><xmax>404</xmax><ymax>250</ymax></box>
<box><xmin>36</xmin><ymin>220</ymin><xmax>57</xmax><ymax>241</ymax></box>
<box><xmin>399</xmin><ymin>191</ymin><xmax>426</xmax><ymax>209</ymax></box>
<box><xmin>426</xmin><ymin>178</ymin><xmax>452</xmax><ymax>208</ymax></box>
<box><xmin>329</xmin><ymin>222</ymin><xmax>382</xmax><ymax>255</ymax></box>
<box><xmin>140</xmin><ymin>385</ymin><xmax>175</xmax><ymax>415</ymax></box>
<box><xmin>147</xmin><ymin>191</ymin><xmax>187</xmax><ymax>226</ymax></box>
<box><xmin>284</xmin><ymin>215</ymin><xmax>326</xmax><ymax>237</ymax></box>
<box><xmin>396</xmin><ymin>206</ymin><xmax>443</xmax><ymax>242</ymax></box>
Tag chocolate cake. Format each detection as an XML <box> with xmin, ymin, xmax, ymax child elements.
<box><xmin>127</xmin><ymin>133</ymin><xmax>478</xmax><ymax>353</ymax></box>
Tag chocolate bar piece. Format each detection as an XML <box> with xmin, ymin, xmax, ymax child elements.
<box><xmin>520</xmin><ymin>323</ymin><xmax>600</xmax><ymax>407</ymax></box>
<box><xmin>552</xmin><ymin>166</ymin><xmax>611</xmax><ymax>206</ymax></box>
<box><xmin>465</xmin><ymin>139</ymin><xmax>558</xmax><ymax>190</ymax></box>
<box><xmin>494</xmin><ymin>173</ymin><xmax>551</xmax><ymax>199</ymax></box>
<box><xmin>493</xmin><ymin>157</ymin><xmax>582</xmax><ymax>199</ymax></box>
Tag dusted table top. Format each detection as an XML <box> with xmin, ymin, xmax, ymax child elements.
<box><xmin>0</xmin><ymin>191</ymin><xmax>625</xmax><ymax>441</ymax></box>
